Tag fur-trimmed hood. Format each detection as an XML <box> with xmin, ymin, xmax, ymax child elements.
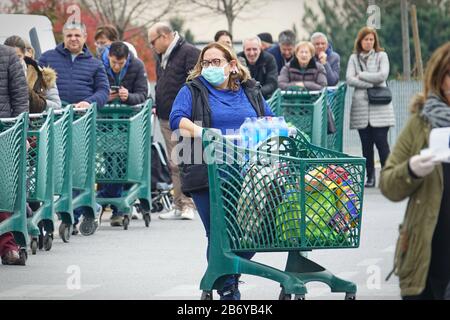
<box><xmin>25</xmin><ymin>56</ymin><xmax>57</xmax><ymax>91</ymax></box>
<box><xmin>410</xmin><ymin>93</ymin><xmax>426</xmax><ymax>114</ymax></box>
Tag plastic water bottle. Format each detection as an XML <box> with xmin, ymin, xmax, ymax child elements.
<box><xmin>277</xmin><ymin>116</ymin><xmax>289</xmax><ymax>137</ymax></box>
<box><xmin>257</xmin><ymin>116</ymin><xmax>273</xmax><ymax>143</ymax></box>
<box><xmin>239</xmin><ymin>117</ymin><xmax>252</xmax><ymax>149</ymax></box>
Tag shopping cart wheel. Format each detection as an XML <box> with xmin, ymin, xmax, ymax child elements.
<box><xmin>80</xmin><ymin>217</ymin><xmax>96</xmax><ymax>236</ymax></box>
<box><xmin>294</xmin><ymin>294</ymin><xmax>306</xmax><ymax>300</ymax></box>
<box><xmin>38</xmin><ymin>234</ymin><xmax>44</xmax><ymax>250</ymax></box>
<box><xmin>19</xmin><ymin>248</ymin><xmax>27</xmax><ymax>265</ymax></box>
<box><xmin>59</xmin><ymin>223</ymin><xmax>71</xmax><ymax>243</ymax></box>
<box><xmin>30</xmin><ymin>238</ymin><xmax>38</xmax><ymax>255</ymax></box>
<box><xmin>200</xmin><ymin>291</ymin><xmax>213</xmax><ymax>300</ymax></box>
<box><xmin>278</xmin><ymin>288</ymin><xmax>292</xmax><ymax>300</ymax></box>
<box><xmin>345</xmin><ymin>293</ymin><xmax>356</xmax><ymax>300</ymax></box>
<box><xmin>44</xmin><ymin>234</ymin><xmax>53</xmax><ymax>251</ymax></box>
<box><xmin>123</xmin><ymin>216</ymin><xmax>130</xmax><ymax>230</ymax></box>
<box><xmin>144</xmin><ymin>213</ymin><xmax>151</xmax><ymax>227</ymax></box>
<box><xmin>151</xmin><ymin>201</ymin><xmax>163</xmax><ymax>213</ymax></box>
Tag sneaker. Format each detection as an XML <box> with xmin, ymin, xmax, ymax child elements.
<box><xmin>158</xmin><ymin>209</ymin><xmax>182</xmax><ymax>220</ymax></box>
<box><xmin>110</xmin><ymin>215</ymin><xmax>123</xmax><ymax>227</ymax></box>
<box><xmin>1</xmin><ymin>250</ymin><xmax>25</xmax><ymax>266</ymax></box>
<box><xmin>180</xmin><ymin>207</ymin><xmax>195</xmax><ymax>220</ymax></box>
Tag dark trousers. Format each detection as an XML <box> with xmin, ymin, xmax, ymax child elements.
<box><xmin>403</xmin><ymin>273</ymin><xmax>449</xmax><ymax>300</ymax></box>
<box><xmin>358</xmin><ymin>126</ymin><xmax>391</xmax><ymax>177</ymax></box>
<box><xmin>191</xmin><ymin>189</ymin><xmax>255</xmax><ymax>291</ymax></box>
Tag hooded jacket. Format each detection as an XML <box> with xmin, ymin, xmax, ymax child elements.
<box><xmin>379</xmin><ymin>96</ymin><xmax>445</xmax><ymax>297</ymax></box>
<box><xmin>25</xmin><ymin>56</ymin><xmax>59</xmax><ymax>113</ymax></box>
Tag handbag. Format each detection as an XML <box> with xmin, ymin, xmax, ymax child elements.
<box><xmin>358</xmin><ymin>56</ymin><xmax>392</xmax><ymax>105</ymax></box>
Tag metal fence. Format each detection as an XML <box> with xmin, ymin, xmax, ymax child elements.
<box><xmin>343</xmin><ymin>80</ymin><xmax>423</xmax><ymax>158</ymax></box>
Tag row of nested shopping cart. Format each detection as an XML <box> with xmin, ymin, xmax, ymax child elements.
<box><xmin>0</xmin><ymin>83</ymin><xmax>367</xmax><ymax>299</ymax></box>
<box><xmin>0</xmin><ymin>101</ymin><xmax>153</xmax><ymax>258</ymax></box>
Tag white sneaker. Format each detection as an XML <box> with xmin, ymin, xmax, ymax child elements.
<box><xmin>131</xmin><ymin>206</ymin><xmax>141</xmax><ymax>220</ymax></box>
<box><xmin>158</xmin><ymin>208</ymin><xmax>195</xmax><ymax>220</ymax></box>
<box><xmin>158</xmin><ymin>209</ymin><xmax>182</xmax><ymax>220</ymax></box>
<box><xmin>180</xmin><ymin>207</ymin><xmax>195</xmax><ymax>220</ymax></box>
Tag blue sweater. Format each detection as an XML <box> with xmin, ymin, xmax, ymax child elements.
<box><xmin>39</xmin><ymin>44</ymin><xmax>109</xmax><ymax>107</ymax></box>
<box><xmin>169</xmin><ymin>77</ymin><xmax>273</xmax><ymax>133</ymax></box>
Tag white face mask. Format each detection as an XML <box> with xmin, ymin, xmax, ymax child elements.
<box><xmin>201</xmin><ymin>63</ymin><xmax>229</xmax><ymax>86</ymax></box>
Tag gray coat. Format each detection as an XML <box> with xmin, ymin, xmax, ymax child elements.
<box><xmin>45</xmin><ymin>84</ymin><xmax>62</xmax><ymax>109</ymax></box>
<box><xmin>346</xmin><ymin>51</ymin><xmax>395</xmax><ymax>129</ymax></box>
<box><xmin>0</xmin><ymin>44</ymin><xmax>29</xmax><ymax>118</ymax></box>
<box><xmin>278</xmin><ymin>58</ymin><xmax>327</xmax><ymax>91</ymax></box>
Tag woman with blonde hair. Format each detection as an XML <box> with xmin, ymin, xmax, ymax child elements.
<box><xmin>278</xmin><ymin>41</ymin><xmax>327</xmax><ymax>91</ymax></box>
<box><xmin>380</xmin><ymin>42</ymin><xmax>450</xmax><ymax>300</ymax></box>
<box><xmin>346</xmin><ymin>27</ymin><xmax>395</xmax><ymax>188</ymax></box>
<box><xmin>169</xmin><ymin>42</ymin><xmax>273</xmax><ymax>300</ymax></box>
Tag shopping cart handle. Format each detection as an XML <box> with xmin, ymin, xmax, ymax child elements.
<box><xmin>222</xmin><ymin>127</ymin><xmax>297</xmax><ymax>141</ymax></box>
<box><xmin>73</xmin><ymin>107</ymin><xmax>90</xmax><ymax>113</ymax></box>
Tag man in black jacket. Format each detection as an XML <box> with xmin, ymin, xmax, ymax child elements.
<box><xmin>102</xmin><ymin>41</ymin><xmax>148</xmax><ymax>106</ymax></box>
<box><xmin>148</xmin><ymin>22</ymin><xmax>200</xmax><ymax>220</ymax></box>
<box><xmin>238</xmin><ymin>36</ymin><xmax>278</xmax><ymax>99</ymax></box>
<box><xmin>99</xmin><ymin>41</ymin><xmax>149</xmax><ymax>226</ymax></box>
<box><xmin>0</xmin><ymin>44</ymin><xmax>28</xmax><ymax>266</ymax></box>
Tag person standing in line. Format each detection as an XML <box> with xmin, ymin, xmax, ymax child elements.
<box><xmin>148</xmin><ymin>22</ymin><xmax>200</xmax><ymax>220</ymax></box>
<box><xmin>0</xmin><ymin>44</ymin><xmax>29</xmax><ymax>266</ymax></box>
<box><xmin>346</xmin><ymin>26</ymin><xmax>395</xmax><ymax>188</ymax></box>
<box><xmin>267</xmin><ymin>30</ymin><xmax>296</xmax><ymax>74</ymax></box>
<box><xmin>380</xmin><ymin>42</ymin><xmax>450</xmax><ymax>300</ymax></box>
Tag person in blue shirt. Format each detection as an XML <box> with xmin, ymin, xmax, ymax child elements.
<box><xmin>170</xmin><ymin>42</ymin><xmax>273</xmax><ymax>300</ymax></box>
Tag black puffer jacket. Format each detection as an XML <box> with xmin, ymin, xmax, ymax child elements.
<box><xmin>0</xmin><ymin>44</ymin><xmax>29</xmax><ymax>117</ymax></box>
<box><xmin>237</xmin><ymin>50</ymin><xmax>278</xmax><ymax>99</ymax></box>
<box><xmin>155</xmin><ymin>36</ymin><xmax>200</xmax><ymax>120</ymax></box>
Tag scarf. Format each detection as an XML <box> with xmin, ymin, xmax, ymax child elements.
<box><xmin>421</xmin><ymin>94</ymin><xmax>450</xmax><ymax>128</ymax></box>
<box><xmin>161</xmin><ymin>31</ymin><xmax>180</xmax><ymax>70</ymax></box>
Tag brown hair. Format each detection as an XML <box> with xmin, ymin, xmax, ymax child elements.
<box><xmin>353</xmin><ymin>26</ymin><xmax>384</xmax><ymax>54</ymax></box>
<box><xmin>95</xmin><ymin>25</ymin><xmax>119</xmax><ymax>41</ymax></box>
<box><xmin>187</xmin><ymin>42</ymin><xmax>251</xmax><ymax>91</ymax></box>
<box><xmin>411</xmin><ymin>42</ymin><xmax>450</xmax><ymax>112</ymax></box>
<box><xmin>4</xmin><ymin>35</ymin><xmax>26</xmax><ymax>54</ymax></box>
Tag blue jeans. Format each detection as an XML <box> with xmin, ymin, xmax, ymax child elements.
<box><xmin>73</xmin><ymin>190</ymin><xmax>102</xmax><ymax>225</ymax></box>
<box><xmin>191</xmin><ymin>189</ymin><xmax>255</xmax><ymax>299</ymax></box>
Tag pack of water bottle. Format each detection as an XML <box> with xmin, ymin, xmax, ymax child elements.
<box><xmin>239</xmin><ymin>116</ymin><xmax>290</xmax><ymax>150</ymax></box>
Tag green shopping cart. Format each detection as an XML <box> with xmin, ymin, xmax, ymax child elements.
<box><xmin>53</xmin><ymin>106</ymin><xmax>74</xmax><ymax>242</ymax></box>
<box><xmin>325</xmin><ymin>83</ymin><xmax>347</xmax><ymax>152</ymax></box>
<box><xmin>200</xmin><ymin>128</ymin><xmax>365</xmax><ymax>300</ymax></box>
<box><xmin>72</xmin><ymin>106</ymin><xmax>99</xmax><ymax>236</ymax></box>
<box><xmin>0</xmin><ymin>113</ymin><xmax>29</xmax><ymax>262</ymax></box>
<box><xmin>26</xmin><ymin>110</ymin><xmax>55</xmax><ymax>254</ymax></box>
<box><xmin>95</xmin><ymin>100</ymin><xmax>152</xmax><ymax>230</ymax></box>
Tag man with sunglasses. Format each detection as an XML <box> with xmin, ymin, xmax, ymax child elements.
<box><xmin>147</xmin><ymin>23</ymin><xmax>200</xmax><ymax>220</ymax></box>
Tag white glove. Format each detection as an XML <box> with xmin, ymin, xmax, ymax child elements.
<box><xmin>409</xmin><ymin>154</ymin><xmax>438</xmax><ymax>178</ymax></box>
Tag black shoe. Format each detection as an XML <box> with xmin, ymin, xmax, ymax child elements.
<box><xmin>365</xmin><ymin>175</ymin><xmax>376</xmax><ymax>188</ymax></box>
<box><xmin>72</xmin><ymin>224</ymin><xmax>79</xmax><ymax>235</ymax></box>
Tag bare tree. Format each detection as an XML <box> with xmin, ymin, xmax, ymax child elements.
<box><xmin>189</xmin><ymin>0</ymin><xmax>259</xmax><ymax>35</ymax></box>
<box><xmin>79</xmin><ymin>0</ymin><xmax>179</xmax><ymax>40</ymax></box>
